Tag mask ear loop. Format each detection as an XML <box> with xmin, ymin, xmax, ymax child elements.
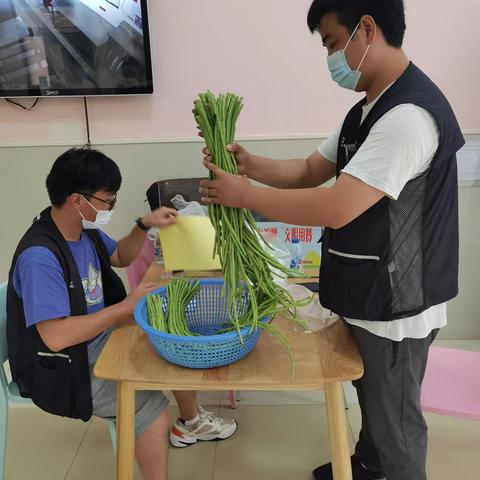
<box><xmin>80</xmin><ymin>194</ymin><xmax>99</xmax><ymax>213</ymax></box>
<box><xmin>344</xmin><ymin>23</ymin><xmax>360</xmax><ymax>51</ymax></box>
<box><xmin>356</xmin><ymin>43</ymin><xmax>371</xmax><ymax>71</ymax></box>
<box><xmin>76</xmin><ymin>195</ymin><xmax>93</xmax><ymax>224</ymax></box>
<box><xmin>78</xmin><ymin>210</ymin><xmax>88</xmax><ymax>222</ymax></box>
<box><xmin>344</xmin><ymin>22</ymin><xmax>371</xmax><ymax>71</ymax></box>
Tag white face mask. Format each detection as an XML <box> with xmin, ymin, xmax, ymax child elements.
<box><xmin>79</xmin><ymin>195</ymin><xmax>115</xmax><ymax>229</ymax></box>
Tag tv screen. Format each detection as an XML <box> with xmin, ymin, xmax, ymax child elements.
<box><xmin>0</xmin><ymin>0</ymin><xmax>153</xmax><ymax>97</ymax></box>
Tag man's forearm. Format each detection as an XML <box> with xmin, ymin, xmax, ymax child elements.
<box><xmin>243</xmin><ymin>185</ymin><xmax>340</xmax><ymax>228</ymax></box>
<box><xmin>116</xmin><ymin>223</ymin><xmax>147</xmax><ymax>267</ymax></box>
<box><xmin>248</xmin><ymin>156</ymin><xmax>314</xmax><ymax>189</ymax></box>
<box><xmin>36</xmin><ymin>302</ymin><xmax>129</xmax><ymax>352</ymax></box>
<box><xmin>240</xmin><ymin>173</ymin><xmax>384</xmax><ymax>229</ymax></box>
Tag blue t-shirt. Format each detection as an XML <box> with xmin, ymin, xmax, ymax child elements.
<box><xmin>13</xmin><ymin>230</ymin><xmax>117</xmax><ymax>328</ymax></box>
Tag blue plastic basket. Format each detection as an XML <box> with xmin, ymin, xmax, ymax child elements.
<box><xmin>134</xmin><ymin>279</ymin><xmax>268</xmax><ymax>369</ymax></box>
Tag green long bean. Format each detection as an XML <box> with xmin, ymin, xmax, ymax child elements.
<box><xmin>147</xmin><ymin>279</ymin><xmax>200</xmax><ymax>336</ymax></box>
<box><xmin>193</xmin><ymin>91</ymin><xmax>312</xmax><ymax>375</ymax></box>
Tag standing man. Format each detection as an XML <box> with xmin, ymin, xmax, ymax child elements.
<box><xmin>7</xmin><ymin>147</ymin><xmax>237</xmax><ymax>480</ymax></box>
<box><xmin>199</xmin><ymin>1</ymin><xmax>464</xmax><ymax>479</ymax></box>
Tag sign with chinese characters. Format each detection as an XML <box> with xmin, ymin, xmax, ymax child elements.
<box><xmin>256</xmin><ymin>222</ymin><xmax>323</xmax><ymax>273</ymax></box>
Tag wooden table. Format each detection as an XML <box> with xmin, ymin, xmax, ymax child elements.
<box><xmin>94</xmin><ymin>264</ymin><xmax>363</xmax><ymax>480</ymax></box>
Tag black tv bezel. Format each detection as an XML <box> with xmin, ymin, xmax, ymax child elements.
<box><xmin>0</xmin><ymin>0</ymin><xmax>154</xmax><ymax>98</ymax></box>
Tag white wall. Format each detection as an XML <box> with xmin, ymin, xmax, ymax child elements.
<box><xmin>0</xmin><ymin>0</ymin><xmax>479</xmax><ymax>146</ymax></box>
<box><xmin>0</xmin><ymin>139</ymin><xmax>479</xmax><ymax>340</ymax></box>
<box><xmin>0</xmin><ymin>0</ymin><xmax>478</xmax><ymax>340</ymax></box>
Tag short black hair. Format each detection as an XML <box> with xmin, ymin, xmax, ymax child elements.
<box><xmin>46</xmin><ymin>147</ymin><xmax>122</xmax><ymax>207</ymax></box>
<box><xmin>307</xmin><ymin>0</ymin><xmax>406</xmax><ymax>48</ymax></box>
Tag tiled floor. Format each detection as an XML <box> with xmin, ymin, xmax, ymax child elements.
<box><xmin>6</xmin><ymin>402</ymin><xmax>480</xmax><ymax>480</ymax></box>
<box><xmin>5</xmin><ymin>340</ymin><xmax>480</xmax><ymax>479</ymax></box>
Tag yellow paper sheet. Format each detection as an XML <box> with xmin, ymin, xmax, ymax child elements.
<box><xmin>159</xmin><ymin>216</ymin><xmax>221</xmax><ymax>271</ymax></box>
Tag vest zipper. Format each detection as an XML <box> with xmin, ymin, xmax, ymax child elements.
<box><xmin>37</xmin><ymin>352</ymin><xmax>72</xmax><ymax>363</ymax></box>
<box><xmin>328</xmin><ymin>249</ymin><xmax>380</xmax><ymax>261</ymax></box>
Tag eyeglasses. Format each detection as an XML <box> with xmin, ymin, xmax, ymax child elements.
<box><xmin>79</xmin><ymin>192</ymin><xmax>117</xmax><ymax>211</ymax></box>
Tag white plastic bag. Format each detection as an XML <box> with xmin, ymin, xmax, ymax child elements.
<box><xmin>259</xmin><ymin>232</ymin><xmax>292</xmax><ymax>287</ymax></box>
<box><xmin>285</xmin><ymin>283</ymin><xmax>339</xmax><ymax>332</ymax></box>
<box><xmin>171</xmin><ymin>194</ymin><xmax>206</xmax><ymax>217</ymax></box>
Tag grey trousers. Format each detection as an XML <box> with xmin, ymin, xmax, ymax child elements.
<box><xmin>349</xmin><ymin>323</ymin><xmax>439</xmax><ymax>480</ymax></box>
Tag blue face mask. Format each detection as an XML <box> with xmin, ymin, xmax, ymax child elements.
<box><xmin>327</xmin><ymin>24</ymin><xmax>371</xmax><ymax>91</ymax></box>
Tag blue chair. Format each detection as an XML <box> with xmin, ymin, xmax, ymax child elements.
<box><xmin>0</xmin><ymin>282</ymin><xmax>116</xmax><ymax>480</ymax></box>
<box><xmin>0</xmin><ymin>282</ymin><xmax>32</xmax><ymax>480</ymax></box>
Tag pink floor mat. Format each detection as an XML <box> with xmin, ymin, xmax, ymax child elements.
<box><xmin>421</xmin><ymin>346</ymin><xmax>480</xmax><ymax>421</ymax></box>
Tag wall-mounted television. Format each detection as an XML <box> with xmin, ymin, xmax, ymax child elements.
<box><xmin>0</xmin><ymin>0</ymin><xmax>153</xmax><ymax>97</ymax></box>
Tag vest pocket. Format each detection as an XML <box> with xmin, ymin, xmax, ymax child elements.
<box><xmin>32</xmin><ymin>353</ymin><xmax>73</xmax><ymax>417</ymax></box>
<box><xmin>322</xmin><ymin>248</ymin><xmax>389</xmax><ymax>320</ymax></box>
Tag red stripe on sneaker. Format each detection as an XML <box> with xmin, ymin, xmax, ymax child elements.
<box><xmin>172</xmin><ymin>426</ymin><xmax>185</xmax><ymax>439</ymax></box>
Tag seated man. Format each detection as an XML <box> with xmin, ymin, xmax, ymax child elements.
<box><xmin>6</xmin><ymin>147</ymin><xmax>237</xmax><ymax>480</ymax></box>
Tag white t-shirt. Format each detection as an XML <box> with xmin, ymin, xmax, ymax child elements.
<box><xmin>318</xmin><ymin>89</ymin><xmax>447</xmax><ymax>341</ymax></box>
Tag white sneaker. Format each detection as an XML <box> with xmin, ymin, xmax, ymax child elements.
<box><xmin>170</xmin><ymin>405</ymin><xmax>238</xmax><ymax>448</ymax></box>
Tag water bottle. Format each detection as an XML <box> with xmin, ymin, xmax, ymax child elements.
<box><xmin>289</xmin><ymin>238</ymin><xmax>303</xmax><ymax>270</ymax></box>
<box><xmin>153</xmin><ymin>235</ymin><xmax>163</xmax><ymax>265</ymax></box>
<box><xmin>260</xmin><ymin>231</ymin><xmax>290</xmax><ymax>286</ymax></box>
<box><xmin>153</xmin><ymin>235</ymin><xmax>172</xmax><ymax>279</ymax></box>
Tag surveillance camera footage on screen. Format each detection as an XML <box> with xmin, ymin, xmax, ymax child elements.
<box><xmin>0</xmin><ymin>0</ymin><xmax>153</xmax><ymax>97</ymax></box>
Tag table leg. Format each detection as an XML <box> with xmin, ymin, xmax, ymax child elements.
<box><xmin>325</xmin><ymin>382</ymin><xmax>353</xmax><ymax>480</ymax></box>
<box><xmin>116</xmin><ymin>381</ymin><xmax>136</xmax><ymax>480</ymax></box>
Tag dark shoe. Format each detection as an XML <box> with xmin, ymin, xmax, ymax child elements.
<box><xmin>312</xmin><ymin>454</ymin><xmax>386</xmax><ymax>480</ymax></box>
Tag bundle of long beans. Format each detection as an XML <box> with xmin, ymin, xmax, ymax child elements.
<box><xmin>193</xmin><ymin>91</ymin><xmax>311</xmax><ymax>376</ymax></box>
<box><xmin>147</xmin><ymin>278</ymin><xmax>200</xmax><ymax>336</ymax></box>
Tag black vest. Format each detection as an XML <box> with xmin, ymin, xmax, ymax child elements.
<box><xmin>320</xmin><ymin>63</ymin><xmax>464</xmax><ymax>322</ymax></box>
<box><xmin>7</xmin><ymin>208</ymin><xmax>126</xmax><ymax>421</ymax></box>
